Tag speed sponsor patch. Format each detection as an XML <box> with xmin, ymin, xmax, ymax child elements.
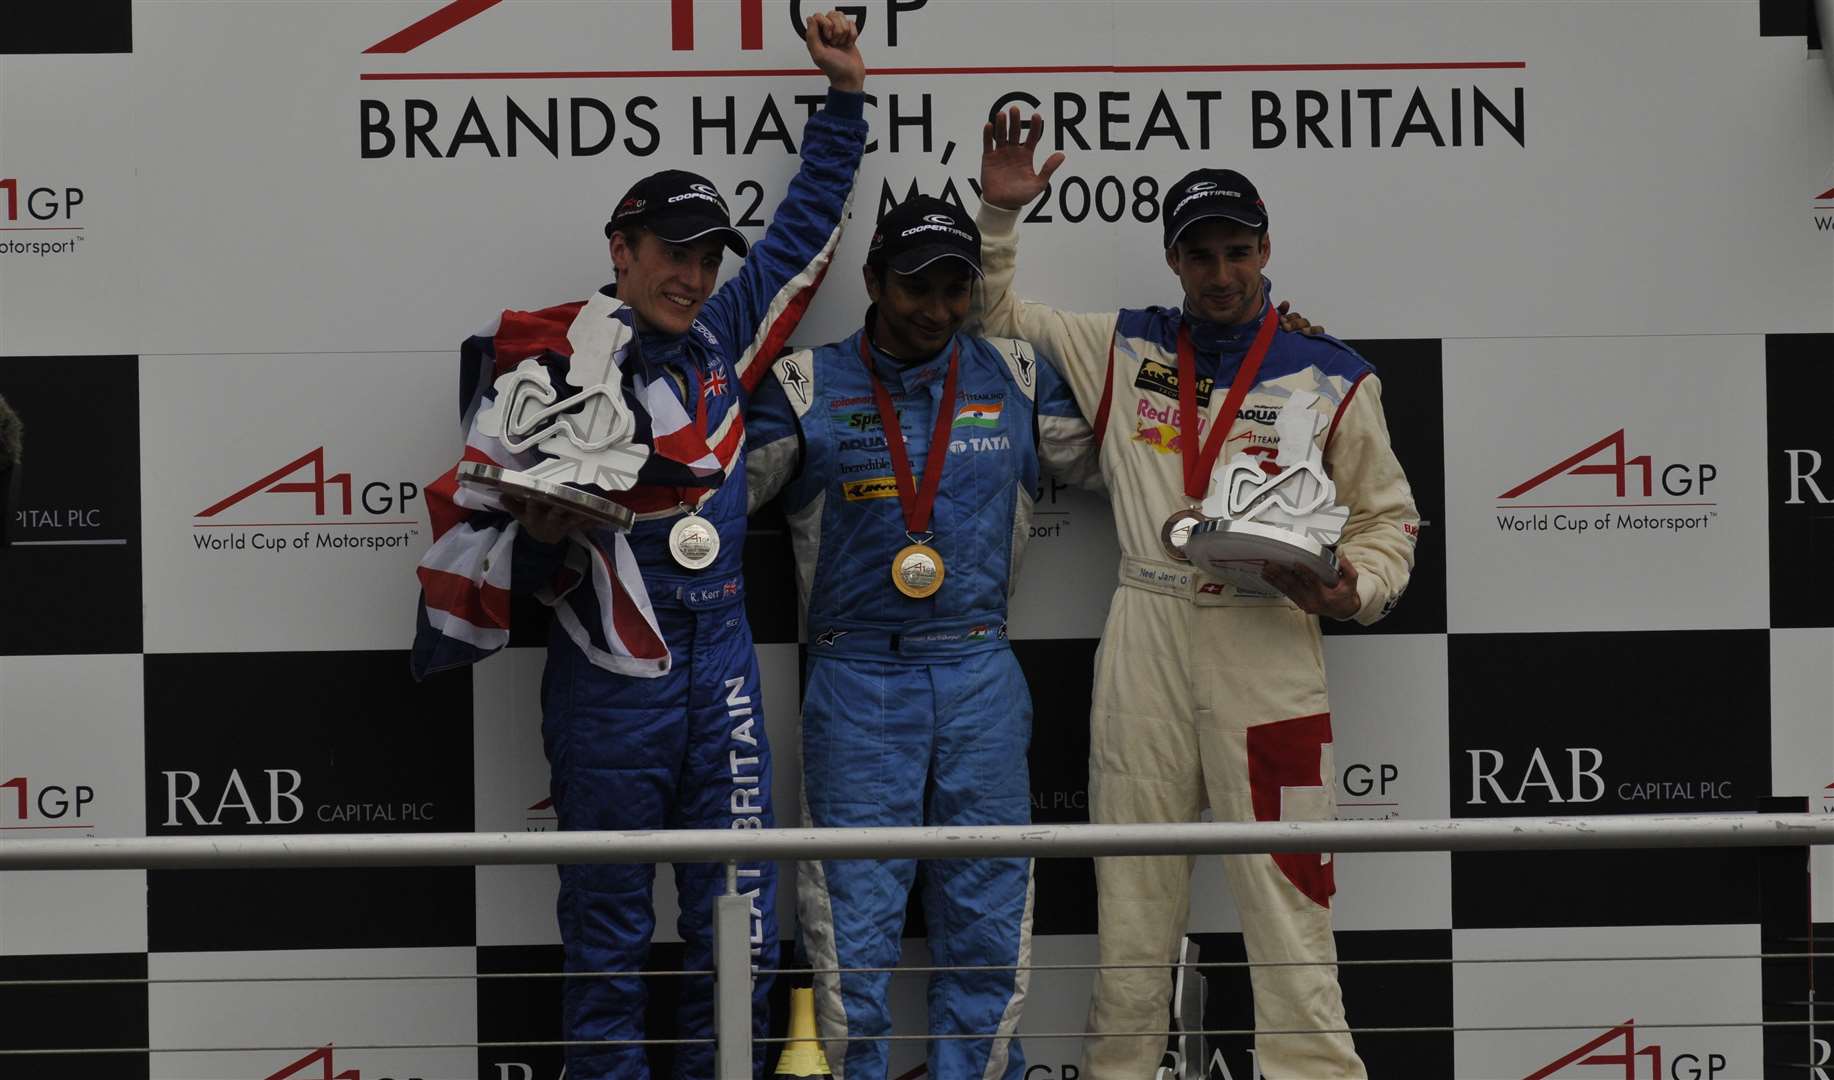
<box><xmin>842</xmin><ymin>476</ymin><xmax>901</xmax><ymax>501</ymax></box>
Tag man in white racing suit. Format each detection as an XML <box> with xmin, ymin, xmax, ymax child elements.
<box><xmin>973</xmin><ymin>109</ymin><xmax>1421</xmax><ymax>1079</ymax></box>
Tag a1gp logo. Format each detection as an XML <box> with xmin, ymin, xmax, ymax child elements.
<box><xmin>197</xmin><ymin>448</ymin><xmax>421</xmax><ymax>519</ymax></box>
<box><xmin>714</xmin><ymin>0</ymin><xmax>931</xmax><ymax>49</ymax></box>
<box><xmin>0</xmin><ymin>178</ymin><xmax>84</xmax><ymax>222</ymax></box>
<box><xmin>1501</xmin><ymin>430</ymin><xmax>1716</xmax><ymax>500</ymax></box>
<box><xmin>1342</xmin><ymin>762</ymin><xmax>1399</xmax><ymax>798</ymax></box>
<box><xmin>1</xmin><ymin>776</ymin><xmax>96</xmax><ymax>827</ymax></box>
<box><xmin>366</xmin><ymin>0</ymin><xmax>930</xmax><ymax>53</ymax></box>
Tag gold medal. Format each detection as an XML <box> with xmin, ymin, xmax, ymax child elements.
<box><xmin>1159</xmin><ymin>507</ymin><xmax>1207</xmax><ymax>563</ymax></box>
<box><xmin>668</xmin><ymin>513</ymin><xmax>720</xmax><ymax>570</ymax></box>
<box><xmin>892</xmin><ymin>543</ymin><xmax>945</xmax><ymax>598</ymax></box>
<box><xmin>858</xmin><ymin>335</ymin><xmax>961</xmax><ymax>602</ymax></box>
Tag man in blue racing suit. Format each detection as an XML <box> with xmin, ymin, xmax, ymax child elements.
<box><xmin>411</xmin><ymin>13</ymin><xmax>866</xmax><ymax>1078</ymax></box>
<box><xmin>746</xmin><ymin>196</ymin><xmax>1097</xmax><ymax>1080</ymax></box>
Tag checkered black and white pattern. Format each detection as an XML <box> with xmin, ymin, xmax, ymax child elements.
<box><xmin>3</xmin><ymin>3</ymin><xmax>1830</xmax><ymax>1078</ymax></box>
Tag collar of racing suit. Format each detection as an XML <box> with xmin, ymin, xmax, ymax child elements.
<box><xmin>859</xmin><ymin>307</ymin><xmax>957</xmax><ymax>396</ymax></box>
<box><xmin>606</xmin><ymin>297</ymin><xmax>701</xmax><ymax>405</ymax></box>
<box><xmin>1178</xmin><ymin>273</ymin><xmax>1275</xmax><ymax>376</ymax></box>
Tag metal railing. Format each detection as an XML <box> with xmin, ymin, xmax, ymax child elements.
<box><xmin>3</xmin><ymin>812</ymin><xmax>1829</xmax><ymax>1078</ymax></box>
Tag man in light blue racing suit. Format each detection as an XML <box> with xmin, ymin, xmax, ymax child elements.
<box><xmin>412</xmin><ymin>14</ymin><xmax>867</xmax><ymax>1079</ymax></box>
<box><xmin>746</xmin><ymin>195</ymin><xmax>1096</xmax><ymax>1079</ymax></box>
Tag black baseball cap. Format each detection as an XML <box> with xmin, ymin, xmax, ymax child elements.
<box><xmin>604</xmin><ymin>170</ymin><xmax>749</xmax><ymax>257</ymax></box>
<box><xmin>1162</xmin><ymin>168</ymin><xmax>1268</xmax><ymax>249</ymax></box>
<box><xmin>867</xmin><ymin>196</ymin><xmax>982</xmax><ymax>277</ymax></box>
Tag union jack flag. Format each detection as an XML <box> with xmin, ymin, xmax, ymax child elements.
<box><xmin>411</xmin><ymin>291</ymin><xmax>728</xmax><ymax>680</ymax></box>
<box><xmin>703</xmin><ymin>366</ymin><xmax>730</xmax><ymax>400</ymax></box>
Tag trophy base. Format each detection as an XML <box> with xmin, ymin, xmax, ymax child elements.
<box><xmin>457</xmin><ymin>461</ymin><xmax>635</xmax><ymax>531</ymax></box>
<box><xmin>1184</xmin><ymin>518</ymin><xmax>1340</xmax><ymax>592</ymax></box>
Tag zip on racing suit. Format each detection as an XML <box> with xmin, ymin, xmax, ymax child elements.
<box><xmin>496</xmin><ymin>90</ymin><xmax>866</xmax><ymax>1080</ymax></box>
<box><xmin>971</xmin><ymin>202</ymin><xmax>1419</xmax><ymax>1080</ymax></box>
<box><xmin>746</xmin><ymin>318</ymin><xmax>1094</xmax><ymax>1080</ymax></box>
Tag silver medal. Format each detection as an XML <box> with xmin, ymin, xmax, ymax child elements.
<box><xmin>668</xmin><ymin>513</ymin><xmax>720</xmax><ymax>570</ymax></box>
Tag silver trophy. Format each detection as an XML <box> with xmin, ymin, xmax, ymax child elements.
<box><xmin>458</xmin><ymin>297</ymin><xmax>646</xmax><ymax>530</ymax></box>
<box><xmin>1172</xmin><ymin>937</ymin><xmax>1208</xmax><ymax>1080</ymax></box>
<box><xmin>1156</xmin><ymin>937</ymin><xmax>1210</xmax><ymax>1080</ymax></box>
<box><xmin>1183</xmin><ymin>390</ymin><xmax>1348</xmax><ymax>591</ymax></box>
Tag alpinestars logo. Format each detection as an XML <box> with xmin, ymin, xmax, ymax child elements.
<box><xmin>193</xmin><ymin>448</ymin><xmax>422</xmax><ymax>553</ymax></box>
<box><xmin>1495</xmin><ymin>430</ymin><xmax>1719</xmax><ymax>537</ymax></box>
<box><xmin>1522</xmin><ymin>1021</ymin><xmax>1728</xmax><ymax>1080</ymax></box>
<box><xmin>780</xmin><ymin>357</ymin><xmax>810</xmax><ymax>403</ymax></box>
<box><xmin>1006</xmin><ymin>339</ymin><xmax>1035</xmax><ymax>387</ymax></box>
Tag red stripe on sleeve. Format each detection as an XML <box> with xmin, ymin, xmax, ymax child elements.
<box><xmin>1325</xmin><ymin>371</ymin><xmax>1369</xmax><ymax>451</ymax></box>
<box><xmin>1091</xmin><ymin>336</ymin><xmax>1117</xmax><ymax>448</ymax></box>
<box><xmin>740</xmin><ymin>263</ymin><xmax>830</xmax><ymax>395</ymax></box>
<box><xmin>711</xmin><ymin>409</ymin><xmax>745</xmax><ymax>464</ymax></box>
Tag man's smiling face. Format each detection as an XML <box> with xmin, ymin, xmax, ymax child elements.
<box><xmin>611</xmin><ymin>229</ymin><xmax>726</xmax><ymax>336</ymax></box>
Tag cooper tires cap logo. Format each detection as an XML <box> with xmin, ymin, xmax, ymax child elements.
<box><xmin>921</xmin><ymin>212</ymin><xmax>954</xmax><ymax>225</ymax></box>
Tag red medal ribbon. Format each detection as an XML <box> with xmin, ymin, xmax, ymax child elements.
<box><xmin>1178</xmin><ymin>301</ymin><xmax>1277</xmax><ymax>500</ymax></box>
<box><xmin>857</xmin><ymin>333</ymin><xmax>961</xmax><ymax>535</ymax></box>
<box><xmin>671</xmin><ymin>363</ymin><xmax>713</xmax><ymax>512</ymax></box>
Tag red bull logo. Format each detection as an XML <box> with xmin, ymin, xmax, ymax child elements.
<box><xmin>1133</xmin><ymin>422</ymin><xmax>1183</xmax><ymax>454</ymax></box>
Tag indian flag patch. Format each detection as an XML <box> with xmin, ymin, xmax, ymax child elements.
<box><xmin>954</xmin><ymin>401</ymin><xmax>1003</xmax><ymax>428</ymax></box>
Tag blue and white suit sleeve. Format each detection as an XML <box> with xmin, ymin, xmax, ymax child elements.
<box><xmin>1034</xmin><ymin>355</ymin><xmax>1104</xmax><ymax>493</ymax></box>
<box><xmin>745</xmin><ymin>363</ymin><xmax>806</xmax><ymax>515</ymax></box>
<box><xmin>700</xmin><ymin>89</ymin><xmax>866</xmax><ymax>398</ymax></box>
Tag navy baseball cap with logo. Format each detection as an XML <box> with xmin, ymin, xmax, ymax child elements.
<box><xmin>1162</xmin><ymin>168</ymin><xmax>1268</xmax><ymax>249</ymax></box>
<box><xmin>604</xmin><ymin>169</ymin><xmax>749</xmax><ymax>256</ymax></box>
<box><xmin>867</xmin><ymin>196</ymin><xmax>982</xmax><ymax>277</ymax></box>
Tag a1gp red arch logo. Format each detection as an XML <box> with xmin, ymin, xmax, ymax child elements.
<box><xmin>0</xmin><ymin>178</ymin><xmax>83</xmax><ymax>222</ymax></box>
<box><xmin>364</xmin><ymin>0</ymin><xmax>927</xmax><ymax>55</ymax></box>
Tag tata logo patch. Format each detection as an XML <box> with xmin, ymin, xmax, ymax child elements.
<box><xmin>1133</xmin><ymin>357</ymin><xmax>1214</xmax><ymax>405</ymax></box>
<box><xmin>842</xmin><ymin>476</ymin><xmax>900</xmax><ymax>501</ymax></box>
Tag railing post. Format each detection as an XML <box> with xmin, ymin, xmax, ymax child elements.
<box><xmin>714</xmin><ymin>858</ymin><xmax>753</xmax><ymax>1079</ymax></box>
